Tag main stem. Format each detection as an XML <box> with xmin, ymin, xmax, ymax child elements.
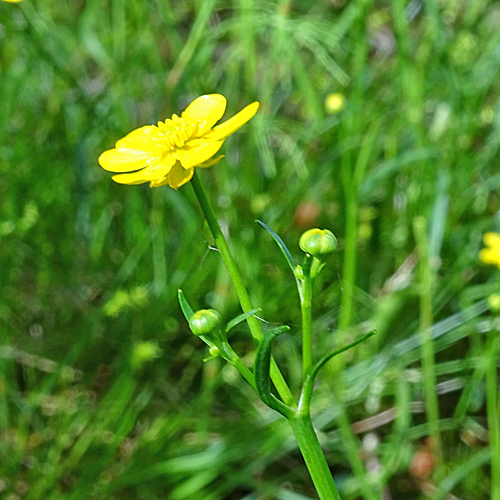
<box><xmin>190</xmin><ymin>172</ymin><xmax>295</xmax><ymax>407</ymax></box>
<box><xmin>288</xmin><ymin>413</ymin><xmax>342</xmax><ymax>500</ymax></box>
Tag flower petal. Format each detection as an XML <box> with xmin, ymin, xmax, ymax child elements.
<box><xmin>178</xmin><ymin>140</ymin><xmax>223</xmax><ymax>169</ymax></box>
<box><xmin>204</xmin><ymin>101</ymin><xmax>259</xmax><ymax>141</ymax></box>
<box><xmin>116</xmin><ymin>125</ymin><xmax>165</xmax><ymax>154</ymax></box>
<box><xmin>99</xmin><ymin>125</ymin><xmax>168</xmax><ymax>172</ymax></box>
<box><xmin>99</xmin><ymin>148</ymin><xmax>153</xmax><ymax>172</ymax></box>
<box><xmin>484</xmin><ymin>232</ymin><xmax>500</xmax><ymax>249</ymax></box>
<box><xmin>182</xmin><ymin>95</ymin><xmax>227</xmax><ymax>131</ymax></box>
<box><xmin>110</xmin><ymin>155</ymin><xmax>176</xmax><ymax>184</ymax></box>
<box><xmin>111</xmin><ymin>172</ymin><xmax>150</xmax><ymax>185</ymax></box>
<box><xmin>167</xmin><ymin>162</ymin><xmax>194</xmax><ymax>190</ymax></box>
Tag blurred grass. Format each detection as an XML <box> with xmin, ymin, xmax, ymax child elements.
<box><xmin>1</xmin><ymin>0</ymin><xmax>500</xmax><ymax>499</ymax></box>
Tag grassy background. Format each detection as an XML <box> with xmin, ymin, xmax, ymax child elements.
<box><xmin>1</xmin><ymin>0</ymin><xmax>500</xmax><ymax>498</ymax></box>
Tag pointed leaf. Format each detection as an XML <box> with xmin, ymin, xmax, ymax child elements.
<box><xmin>254</xmin><ymin>325</ymin><xmax>293</xmax><ymax>417</ymax></box>
<box><xmin>257</xmin><ymin>220</ymin><xmax>296</xmax><ymax>273</ymax></box>
<box><xmin>225</xmin><ymin>308</ymin><xmax>261</xmax><ymax>333</ymax></box>
<box><xmin>299</xmin><ymin>330</ymin><xmax>376</xmax><ymax>414</ymax></box>
<box><xmin>178</xmin><ymin>289</ymin><xmax>194</xmax><ymax>322</ymax></box>
<box><xmin>313</xmin><ymin>330</ymin><xmax>376</xmax><ymax>380</ymax></box>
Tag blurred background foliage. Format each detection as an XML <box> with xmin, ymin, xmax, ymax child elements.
<box><xmin>1</xmin><ymin>0</ymin><xmax>500</xmax><ymax>498</ymax></box>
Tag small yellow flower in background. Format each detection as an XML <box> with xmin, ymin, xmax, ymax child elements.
<box><xmin>130</xmin><ymin>341</ymin><xmax>162</xmax><ymax>370</ymax></box>
<box><xmin>487</xmin><ymin>294</ymin><xmax>500</xmax><ymax>314</ymax></box>
<box><xmin>325</xmin><ymin>93</ymin><xmax>346</xmax><ymax>114</ymax></box>
<box><xmin>2</xmin><ymin>0</ymin><xmax>23</xmax><ymax>3</ymax></box>
<box><xmin>479</xmin><ymin>232</ymin><xmax>500</xmax><ymax>269</ymax></box>
<box><xmin>99</xmin><ymin>94</ymin><xmax>259</xmax><ymax>190</ymax></box>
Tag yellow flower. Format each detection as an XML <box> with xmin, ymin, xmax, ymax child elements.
<box><xmin>325</xmin><ymin>93</ymin><xmax>345</xmax><ymax>114</ymax></box>
<box><xmin>99</xmin><ymin>94</ymin><xmax>259</xmax><ymax>190</ymax></box>
<box><xmin>2</xmin><ymin>0</ymin><xmax>23</xmax><ymax>3</ymax></box>
<box><xmin>479</xmin><ymin>232</ymin><xmax>500</xmax><ymax>269</ymax></box>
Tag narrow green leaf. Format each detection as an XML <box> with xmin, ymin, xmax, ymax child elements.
<box><xmin>225</xmin><ymin>308</ymin><xmax>261</xmax><ymax>333</ymax></box>
<box><xmin>299</xmin><ymin>330</ymin><xmax>377</xmax><ymax>414</ymax></box>
<box><xmin>178</xmin><ymin>289</ymin><xmax>194</xmax><ymax>322</ymax></box>
<box><xmin>257</xmin><ymin>220</ymin><xmax>296</xmax><ymax>273</ymax></box>
<box><xmin>254</xmin><ymin>325</ymin><xmax>293</xmax><ymax>417</ymax></box>
<box><xmin>313</xmin><ymin>330</ymin><xmax>376</xmax><ymax>380</ymax></box>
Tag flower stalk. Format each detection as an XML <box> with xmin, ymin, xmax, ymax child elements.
<box><xmin>301</xmin><ymin>256</ymin><xmax>313</xmax><ymax>378</ymax></box>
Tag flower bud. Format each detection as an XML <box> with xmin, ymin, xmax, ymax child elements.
<box><xmin>299</xmin><ymin>228</ymin><xmax>337</xmax><ymax>256</ymax></box>
<box><xmin>189</xmin><ymin>309</ymin><xmax>221</xmax><ymax>336</ymax></box>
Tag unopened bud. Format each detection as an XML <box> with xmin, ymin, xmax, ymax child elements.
<box><xmin>189</xmin><ymin>309</ymin><xmax>221</xmax><ymax>336</ymax></box>
<box><xmin>299</xmin><ymin>228</ymin><xmax>337</xmax><ymax>256</ymax></box>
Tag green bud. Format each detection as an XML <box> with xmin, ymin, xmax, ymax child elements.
<box><xmin>299</xmin><ymin>228</ymin><xmax>337</xmax><ymax>256</ymax></box>
<box><xmin>189</xmin><ymin>309</ymin><xmax>221</xmax><ymax>336</ymax></box>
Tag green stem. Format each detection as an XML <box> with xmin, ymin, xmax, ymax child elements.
<box><xmin>219</xmin><ymin>341</ymin><xmax>256</xmax><ymax>390</ymax></box>
<box><xmin>486</xmin><ymin>325</ymin><xmax>500</xmax><ymax>500</ymax></box>
<box><xmin>413</xmin><ymin>217</ymin><xmax>442</xmax><ymax>467</ymax></box>
<box><xmin>190</xmin><ymin>171</ymin><xmax>296</xmax><ymax>407</ymax></box>
<box><xmin>301</xmin><ymin>272</ymin><xmax>313</xmax><ymax>380</ymax></box>
<box><xmin>287</xmin><ymin>413</ymin><xmax>342</xmax><ymax>500</ymax></box>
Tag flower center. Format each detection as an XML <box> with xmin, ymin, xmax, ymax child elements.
<box><xmin>157</xmin><ymin>114</ymin><xmax>200</xmax><ymax>151</ymax></box>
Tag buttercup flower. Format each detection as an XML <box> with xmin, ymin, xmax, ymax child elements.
<box><xmin>99</xmin><ymin>94</ymin><xmax>259</xmax><ymax>189</ymax></box>
<box><xmin>325</xmin><ymin>93</ymin><xmax>345</xmax><ymax>114</ymax></box>
<box><xmin>479</xmin><ymin>232</ymin><xmax>500</xmax><ymax>270</ymax></box>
